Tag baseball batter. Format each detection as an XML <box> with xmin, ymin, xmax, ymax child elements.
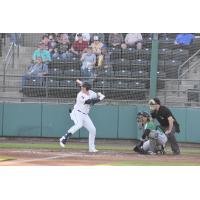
<box><xmin>59</xmin><ymin>79</ymin><xmax>105</xmax><ymax>152</ymax></box>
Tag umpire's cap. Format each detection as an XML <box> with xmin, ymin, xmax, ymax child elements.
<box><xmin>148</xmin><ymin>97</ymin><xmax>161</xmax><ymax>105</ymax></box>
<box><xmin>82</xmin><ymin>82</ymin><xmax>91</xmax><ymax>91</ymax></box>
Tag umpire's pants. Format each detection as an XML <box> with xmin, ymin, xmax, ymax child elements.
<box><xmin>161</xmin><ymin>125</ymin><xmax>180</xmax><ymax>154</ymax></box>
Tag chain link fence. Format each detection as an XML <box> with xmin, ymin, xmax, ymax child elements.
<box><xmin>0</xmin><ymin>33</ymin><xmax>200</xmax><ymax>106</ymax></box>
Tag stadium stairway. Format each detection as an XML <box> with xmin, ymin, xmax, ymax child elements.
<box><xmin>0</xmin><ymin>45</ymin><xmax>36</xmax><ymax>101</ymax></box>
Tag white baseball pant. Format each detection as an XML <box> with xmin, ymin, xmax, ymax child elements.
<box><xmin>68</xmin><ymin>109</ymin><xmax>96</xmax><ymax>151</ymax></box>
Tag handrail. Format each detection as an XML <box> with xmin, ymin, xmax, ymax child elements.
<box><xmin>178</xmin><ymin>48</ymin><xmax>200</xmax><ymax>79</ymax></box>
<box><xmin>3</xmin><ymin>33</ymin><xmax>22</xmax><ymax>92</ymax></box>
<box><xmin>179</xmin><ymin>59</ymin><xmax>200</xmax><ymax>79</ymax></box>
<box><xmin>3</xmin><ymin>42</ymin><xmax>15</xmax><ymax>91</ymax></box>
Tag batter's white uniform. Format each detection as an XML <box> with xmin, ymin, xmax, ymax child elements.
<box><xmin>67</xmin><ymin>90</ymin><xmax>98</xmax><ymax>151</ymax></box>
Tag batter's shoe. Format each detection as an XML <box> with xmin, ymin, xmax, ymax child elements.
<box><xmin>59</xmin><ymin>136</ymin><xmax>67</xmax><ymax>148</ymax></box>
<box><xmin>59</xmin><ymin>133</ymin><xmax>72</xmax><ymax>148</ymax></box>
<box><xmin>89</xmin><ymin>149</ymin><xmax>99</xmax><ymax>153</ymax></box>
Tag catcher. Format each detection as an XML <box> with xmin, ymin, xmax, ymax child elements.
<box><xmin>133</xmin><ymin>111</ymin><xmax>167</xmax><ymax>155</ymax></box>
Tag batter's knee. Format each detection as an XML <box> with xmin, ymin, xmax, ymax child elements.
<box><xmin>90</xmin><ymin>126</ymin><xmax>96</xmax><ymax>136</ymax></box>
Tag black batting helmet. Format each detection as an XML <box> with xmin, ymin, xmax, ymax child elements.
<box><xmin>82</xmin><ymin>82</ymin><xmax>91</xmax><ymax>91</ymax></box>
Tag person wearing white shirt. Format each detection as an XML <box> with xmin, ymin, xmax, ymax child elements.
<box><xmin>124</xmin><ymin>33</ymin><xmax>143</xmax><ymax>50</ymax></box>
<box><xmin>75</xmin><ymin>33</ymin><xmax>91</xmax><ymax>42</ymax></box>
<box><xmin>59</xmin><ymin>80</ymin><xmax>105</xmax><ymax>152</ymax></box>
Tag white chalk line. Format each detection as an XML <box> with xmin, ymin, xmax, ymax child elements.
<box><xmin>1</xmin><ymin>152</ymin><xmax>87</xmax><ymax>165</ymax></box>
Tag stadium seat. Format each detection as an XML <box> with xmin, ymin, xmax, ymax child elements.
<box><xmin>159</xmin><ymin>38</ymin><xmax>175</xmax><ymax>49</ymax></box>
<box><xmin>158</xmin><ymin>49</ymin><xmax>172</xmax><ymax>61</ymax></box>
<box><xmin>131</xmin><ymin>70</ymin><xmax>149</xmax><ymax>78</ymax></box>
<box><xmin>59</xmin><ymin>79</ymin><xmax>76</xmax><ymax>87</ymax></box>
<box><xmin>137</xmin><ymin>48</ymin><xmax>151</xmax><ymax>60</ymax></box>
<box><xmin>128</xmin><ymin>80</ymin><xmax>146</xmax><ymax>89</ymax></box>
<box><xmin>48</xmin><ymin>68</ymin><xmax>63</xmax><ymax>76</ymax></box>
<box><xmin>44</xmin><ymin>78</ymin><xmax>60</xmax><ymax>87</ymax></box>
<box><xmin>187</xmin><ymin>89</ymin><xmax>200</xmax><ymax>102</ymax></box>
<box><xmin>158</xmin><ymin>60</ymin><xmax>165</xmax><ymax>71</ymax></box>
<box><xmin>114</xmin><ymin>69</ymin><xmax>132</xmax><ymax>77</ymax></box>
<box><xmin>108</xmin><ymin>47</ymin><xmax>122</xmax><ymax>60</ymax></box>
<box><xmin>142</xmin><ymin>38</ymin><xmax>152</xmax><ymax>49</ymax></box>
<box><xmin>63</xmin><ymin>69</ymin><xmax>81</xmax><ymax>77</ymax></box>
<box><xmin>49</xmin><ymin>58</ymin><xmax>81</xmax><ymax>70</ymax></box>
<box><xmin>94</xmin><ymin>80</ymin><xmax>111</xmax><ymax>88</ymax></box>
<box><xmin>112</xmin><ymin>80</ymin><xmax>129</xmax><ymax>89</ymax></box>
<box><xmin>23</xmin><ymin>77</ymin><xmax>43</xmax><ymax>86</ymax></box>
<box><xmin>111</xmin><ymin>59</ymin><xmax>131</xmax><ymax>71</ymax></box>
<box><xmin>130</xmin><ymin>59</ymin><xmax>150</xmax><ymax>72</ymax></box>
<box><xmin>121</xmin><ymin>48</ymin><xmax>137</xmax><ymax>60</ymax></box>
<box><xmin>157</xmin><ymin>71</ymin><xmax>166</xmax><ymax>89</ymax></box>
<box><xmin>96</xmin><ymin>67</ymin><xmax>115</xmax><ymax>77</ymax></box>
<box><xmin>22</xmin><ymin>77</ymin><xmax>45</xmax><ymax>97</ymax></box>
<box><xmin>164</xmin><ymin>60</ymin><xmax>182</xmax><ymax>79</ymax></box>
<box><xmin>172</xmin><ymin>49</ymin><xmax>189</xmax><ymax>62</ymax></box>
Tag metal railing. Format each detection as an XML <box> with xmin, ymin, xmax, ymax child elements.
<box><xmin>2</xmin><ymin>34</ymin><xmax>22</xmax><ymax>92</ymax></box>
<box><xmin>177</xmin><ymin>48</ymin><xmax>200</xmax><ymax>95</ymax></box>
<box><xmin>178</xmin><ymin>48</ymin><xmax>200</xmax><ymax>79</ymax></box>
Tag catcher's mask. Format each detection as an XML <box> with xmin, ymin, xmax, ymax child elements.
<box><xmin>82</xmin><ymin>82</ymin><xmax>91</xmax><ymax>91</ymax></box>
<box><xmin>137</xmin><ymin>111</ymin><xmax>150</xmax><ymax>129</ymax></box>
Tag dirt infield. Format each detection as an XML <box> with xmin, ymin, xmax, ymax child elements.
<box><xmin>0</xmin><ymin>149</ymin><xmax>200</xmax><ymax>166</ymax></box>
<box><xmin>0</xmin><ymin>138</ymin><xmax>200</xmax><ymax>166</ymax></box>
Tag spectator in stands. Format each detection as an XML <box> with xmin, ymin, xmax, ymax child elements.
<box><xmin>174</xmin><ymin>34</ymin><xmax>194</xmax><ymax>45</ymax></box>
<box><xmin>48</xmin><ymin>34</ymin><xmax>58</xmax><ymax>49</ymax></box>
<box><xmin>97</xmin><ymin>47</ymin><xmax>111</xmax><ymax>67</ymax></box>
<box><xmin>124</xmin><ymin>33</ymin><xmax>143</xmax><ymax>50</ymax></box>
<box><xmin>70</xmin><ymin>34</ymin><xmax>89</xmax><ymax>56</ymax></box>
<box><xmin>91</xmin><ymin>35</ymin><xmax>104</xmax><ymax>56</ymax></box>
<box><xmin>10</xmin><ymin>33</ymin><xmax>20</xmax><ymax>46</ymax></box>
<box><xmin>53</xmin><ymin>34</ymin><xmax>72</xmax><ymax>60</ymax></box>
<box><xmin>108</xmin><ymin>33</ymin><xmax>124</xmax><ymax>48</ymax></box>
<box><xmin>75</xmin><ymin>33</ymin><xmax>91</xmax><ymax>42</ymax></box>
<box><xmin>80</xmin><ymin>46</ymin><xmax>96</xmax><ymax>85</ymax></box>
<box><xmin>42</xmin><ymin>35</ymin><xmax>52</xmax><ymax>50</ymax></box>
<box><xmin>32</xmin><ymin>42</ymin><xmax>52</xmax><ymax>64</ymax></box>
<box><xmin>68</xmin><ymin>33</ymin><xmax>76</xmax><ymax>43</ymax></box>
<box><xmin>21</xmin><ymin>57</ymin><xmax>48</xmax><ymax>89</ymax></box>
<box><xmin>91</xmin><ymin>33</ymin><xmax>105</xmax><ymax>43</ymax></box>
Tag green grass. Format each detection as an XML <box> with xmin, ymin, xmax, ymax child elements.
<box><xmin>0</xmin><ymin>142</ymin><xmax>200</xmax><ymax>165</ymax></box>
<box><xmin>105</xmin><ymin>161</ymin><xmax>200</xmax><ymax>166</ymax></box>
<box><xmin>0</xmin><ymin>142</ymin><xmax>200</xmax><ymax>157</ymax></box>
<box><xmin>0</xmin><ymin>156</ymin><xmax>15</xmax><ymax>162</ymax></box>
<box><xmin>0</xmin><ymin>142</ymin><xmax>132</xmax><ymax>152</ymax></box>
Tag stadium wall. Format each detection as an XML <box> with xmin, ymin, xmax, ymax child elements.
<box><xmin>0</xmin><ymin>102</ymin><xmax>200</xmax><ymax>143</ymax></box>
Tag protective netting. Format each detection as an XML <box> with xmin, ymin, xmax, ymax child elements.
<box><xmin>1</xmin><ymin>33</ymin><xmax>200</xmax><ymax>106</ymax></box>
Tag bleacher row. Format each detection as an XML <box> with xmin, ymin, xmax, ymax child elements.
<box><xmin>22</xmin><ymin>36</ymin><xmax>200</xmax><ymax>100</ymax></box>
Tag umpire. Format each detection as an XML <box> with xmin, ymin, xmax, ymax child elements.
<box><xmin>148</xmin><ymin>98</ymin><xmax>181</xmax><ymax>155</ymax></box>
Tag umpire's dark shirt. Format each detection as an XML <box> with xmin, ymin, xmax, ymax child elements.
<box><xmin>151</xmin><ymin>105</ymin><xmax>176</xmax><ymax>127</ymax></box>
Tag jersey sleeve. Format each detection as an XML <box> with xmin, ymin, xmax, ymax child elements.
<box><xmin>150</xmin><ymin>111</ymin><xmax>156</xmax><ymax>119</ymax></box>
<box><xmin>163</xmin><ymin>107</ymin><xmax>173</xmax><ymax>119</ymax></box>
<box><xmin>90</xmin><ymin>90</ymin><xmax>98</xmax><ymax>99</ymax></box>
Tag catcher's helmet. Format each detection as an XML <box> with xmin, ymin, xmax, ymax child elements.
<box><xmin>82</xmin><ymin>82</ymin><xmax>91</xmax><ymax>91</ymax></box>
<box><xmin>137</xmin><ymin>111</ymin><xmax>150</xmax><ymax>121</ymax></box>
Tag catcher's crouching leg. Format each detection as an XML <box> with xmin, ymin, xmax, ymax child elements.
<box><xmin>155</xmin><ymin>145</ymin><xmax>166</xmax><ymax>155</ymax></box>
<box><xmin>133</xmin><ymin>142</ymin><xmax>147</xmax><ymax>154</ymax></box>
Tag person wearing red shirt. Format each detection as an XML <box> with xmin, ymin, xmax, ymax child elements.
<box><xmin>70</xmin><ymin>34</ymin><xmax>88</xmax><ymax>56</ymax></box>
